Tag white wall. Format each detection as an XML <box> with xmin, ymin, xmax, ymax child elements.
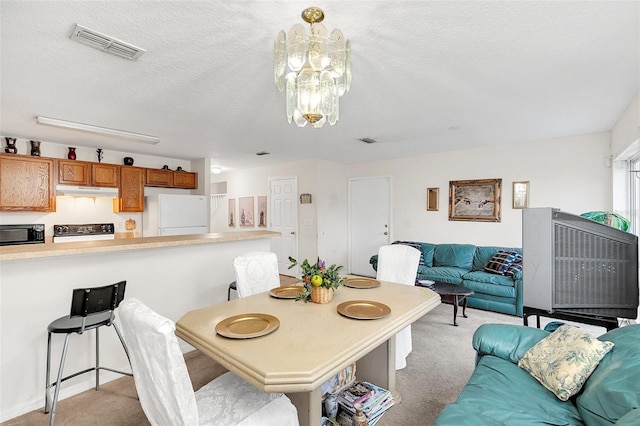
<box><xmin>347</xmin><ymin>132</ymin><xmax>612</xmax><ymax>248</ymax></box>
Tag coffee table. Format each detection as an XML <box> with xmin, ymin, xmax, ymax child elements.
<box><xmin>419</xmin><ymin>281</ymin><xmax>474</xmax><ymax>326</ymax></box>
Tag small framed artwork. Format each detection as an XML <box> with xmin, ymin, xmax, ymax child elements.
<box><xmin>257</xmin><ymin>196</ymin><xmax>267</xmax><ymax>227</ymax></box>
<box><xmin>512</xmin><ymin>181</ymin><xmax>530</xmax><ymax>209</ymax></box>
<box><xmin>427</xmin><ymin>188</ymin><xmax>439</xmax><ymax>211</ymax></box>
<box><xmin>239</xmin><ymin>196</ymin><xmax>254</xmax><ymax>227</ymax></box>
<box><xmin>449</xmin><ymin>178</ymin><xmax>502</xmax><ymax>222</ymax></box>
<box><xmin>228</xmin><ymin>198</ymin><xmax>236</xmax><ymax>227</ymax></box>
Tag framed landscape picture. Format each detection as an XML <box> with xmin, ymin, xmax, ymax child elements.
<box><xmin>257</xmin><ymin>196</ymin><xmax>267</xmax><ymax>227</ymax></box>
<box><xmin>239</xmin><ymin>196</ymin><xmax>254</xmax><ymax>227</ymax></box>
<box><xmin>448</xmin><ymin>178</ymin><xmax>502</xmax><ymax>222</ymax></box>
<box><xmin>228</xmin><ymin>198</ymin><xmax>236</xmax><ymax>227</ymax></box>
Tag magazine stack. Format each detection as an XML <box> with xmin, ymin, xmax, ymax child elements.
<box><xmin>335</xmin><ymin>381</ymin><xmax>394</xmax><ymax>426</ymax></box>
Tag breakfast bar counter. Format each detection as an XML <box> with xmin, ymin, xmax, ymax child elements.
<box><xmin>0</xmin><ymin>230</ymin><xmax>280</xmax><ymax>261</ymax></box>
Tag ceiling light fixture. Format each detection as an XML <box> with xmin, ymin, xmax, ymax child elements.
<box><xmin>36</xmin><ymin>116</ymin><xmax>160</xmax><ymax>145</ymax></box>
<box><xmin>211</xmin><ymin>166</ymin><xmax>222</xmax><ymax>174</ymax></box>
<box><xmin>274</xmin><ymin>7</ymin><xmax>351</xmax><ymax>128</ymax></box>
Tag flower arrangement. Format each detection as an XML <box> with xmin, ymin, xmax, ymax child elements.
<box><xmin>288</xmin><ymin>256</ymin><xmax>346</xmax><ymax>302</ymax></box>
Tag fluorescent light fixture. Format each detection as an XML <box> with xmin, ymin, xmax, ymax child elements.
<box><xmin>36</xmin><ymin>116</ymin><xmax>159</xmax><ymax>145</ymax></box>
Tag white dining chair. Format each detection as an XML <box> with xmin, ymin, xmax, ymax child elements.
<box><xmin>233</xmin><ymin>251</ymin><xmax>280</xmax><ymax>297</ymax></box>
<box><xmin>376</xmin><ymin>244</ymin><xmax>421</xmax><ymax>370</ymax></box>
<box><xmin>118</xmin><ymin>298</ymin><xmax>299</xmax><ymax>426</ymax></box>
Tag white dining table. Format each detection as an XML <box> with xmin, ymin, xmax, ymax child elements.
<box><xmin>175</xmin><ymin>278</ymin><xmax>441</xmax><ymax>426</ymax></box>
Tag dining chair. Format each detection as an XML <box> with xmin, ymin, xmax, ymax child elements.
<box><xmin>232</xmin><ymin>251</ymin><xmax>280</xmax><ymax>298</ymax></box>
<box><xmin>45</xmin><ymin>281</ymin><xmax>132</xmax><ymax>426</ymax></box>
<box><xmin>376</xmin><ymin>244</ymin><xmax>421</xmax><ymax>370</ymax></box>
<box><xmin>118</xmin><ymin>298</ymin><xmax>299</xmax><ymax>426</ymax></box>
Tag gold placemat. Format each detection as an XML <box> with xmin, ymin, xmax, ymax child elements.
<box><xmin>215</xmin><ymin>313</ymin><xmax>279</xmax><ymax>339</ymax></box>
<box><xmin>337</xmin><ymin>300</ymin><xmax>391</xmax><ymax>320</ymax></box>
<box><xmin>343</xmin><ymin>277</ymin><xmax>381</xmax><ymax>289</ymax></box>
<box><xmin>269</xmin><ymin>285</ymin><xmax>304</xmax><ymax>299</ymax></box>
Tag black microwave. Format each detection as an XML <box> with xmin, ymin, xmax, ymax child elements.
<box><xmin>0</xmin><ymin>224</ymin><xmax>45</xmax><ymax>246</ymax></box>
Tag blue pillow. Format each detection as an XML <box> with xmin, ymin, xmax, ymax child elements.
<box><xmin>484</xmin><ymin>250</ymin><xmax>519</xmax><ymax>275</ymax></box>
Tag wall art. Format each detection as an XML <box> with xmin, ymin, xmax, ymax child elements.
<box><xmin>427</xmin><ymin>188</ymin><xmax>439</xmax><ymax>211</ymax></box>
<box><xmin>257</xmin><ymin>196</ymin><xmax>267</xmax><ymax>227</ymax></box>
<box><xmin>239</xmin><ymin>196</ymin><xmax>254</xmax><ymax>227</ymax></box>
<box><xmin>228</xmin><ymin>198</ymin><xmax>236</xmax><ymax>227</ymax></box>
<box><xmin>512</xmin><ymin>181</ymin><xmax>530</xmax><ymax>209</ymax></box>
<box><xmin>448</xmin><ymin>178</ymin><xmax>502</xmax><ymax>222</ymax></box>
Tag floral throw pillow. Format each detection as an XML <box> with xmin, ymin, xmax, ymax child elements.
<box><xmin>517</xmin><ymin>325</ymin><xmax>614</xmax><ymax>401</ymax></box>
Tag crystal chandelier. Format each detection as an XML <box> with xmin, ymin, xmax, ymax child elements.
<box><xmin>274</xmin><ymin>7</ymin><xmax>351</xmax><ymax>128</ymax></box>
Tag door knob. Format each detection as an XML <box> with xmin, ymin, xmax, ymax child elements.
<box><xmin>384</xmin><ymin>232</ymin><xmax>388</xmax><ymax>235</ymax></box>
<box><xmin>290</xmin><ymin>231</ymin><xmax>295</xmax><ymax>235</ymax></box>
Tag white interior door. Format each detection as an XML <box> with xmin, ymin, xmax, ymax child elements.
<box><xmin>349</xmin><ymin>176</ymin><xmax>391</xmax><ymax>276</ymax></box>
<box><xmin>269</xmin><ymin>177</ymin><xmax>298</xmax><ymax>276</ymax></box>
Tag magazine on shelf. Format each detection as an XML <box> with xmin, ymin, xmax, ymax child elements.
<box><xmin>336</xmin><ymin>381</ymin><xmax>394</xmax><ymax>424</ymax></box>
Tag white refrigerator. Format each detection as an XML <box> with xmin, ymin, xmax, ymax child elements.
<box><xmin>142</xmin><ymin>194</ymin><xmax>209</xmax><ymax>236</ymax></box>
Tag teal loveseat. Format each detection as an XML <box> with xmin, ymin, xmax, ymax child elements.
<box><xmin>434</xmin><ymin>324</ymin><xmax>640</xmax><ymax>425</ymax></box>
<box><xmin>369</xmin><ymin>242</ymin><xmax>523</xmax><ymax>316</ymax></box>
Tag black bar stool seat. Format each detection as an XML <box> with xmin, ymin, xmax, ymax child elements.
<box><xmin>45</xmin><ymin>281</ymin><xmax>132</xmax><ymax>426</ymax></box>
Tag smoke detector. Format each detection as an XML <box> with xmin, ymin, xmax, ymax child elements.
<box><xmin>70</xmin><ymin>24</ymin><xmax>145</xmax><ymax>61</ymax></box>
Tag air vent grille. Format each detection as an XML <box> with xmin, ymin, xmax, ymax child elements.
<box><xmin>71</xmin><ymin>24</ymin><xmax>145</xmax><ymax>61</ymax></box>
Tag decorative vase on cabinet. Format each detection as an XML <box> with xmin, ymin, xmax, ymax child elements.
<box><xmin>67</xmin><ymin>147</ymin><xmax>76</xmax><ymax>160</ymax></box>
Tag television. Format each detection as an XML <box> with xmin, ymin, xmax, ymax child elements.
<box><xmin>523</xmin><ymin>207</ymin><xmax>639</xmax><ymax>319</ymax></box>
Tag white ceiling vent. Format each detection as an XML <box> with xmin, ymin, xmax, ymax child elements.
<box><xmin>70</xmin><ymin>24</ymin><xmax>145</xmax><ymax>61</ymax></box>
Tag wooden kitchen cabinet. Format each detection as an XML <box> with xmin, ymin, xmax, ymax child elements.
<box><xmin>0</xmin><ymin>154</ymin><xmax>56</xmax><ymax>212</ymax></box>
<box><xmin>172</xmin><ymin>171</ymin><xmax>198</xmax><ymax>189</ymax></box>
<box><xmin>115</xmin><ymin>166</ymin><xmax>145</xmax><ymax>212</ymax></box>
<box><xmin>146</xmin><ymin>168</ymin><xmax>173</xmax><ymax>187</ymax></box>
<box><xmin>91</xmin><ymin>163</ymin><xmax>119</xmax><ymax>187</ymax></box>
<box><xmin>58</xmin><ymin>160</ymin><xmax>119</xmax><ymax>187</ymax></box>
<box><xmin>58</xmin><ymin>160</ymin><xmax>90</xmax><ymax>185</ymax></box>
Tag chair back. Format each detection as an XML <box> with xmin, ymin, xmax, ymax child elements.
<box><xmin>118</xmin><ymin>298</ymin><xmax>199</xmax><ymax>426</ymax></box>
<box><xmin>376</xmin><ymin>245</ymin><xmax>420</xmax><ymax>286</ymax></box>
<box><xmin>233</xmin><ymin>251</ymin><xmax>280</xmax><ymax>297</ymax></box>
<box><xmin>70</xmin><ymin>281</ymin><xmax>126</xmax><ymax>332</ymax></box>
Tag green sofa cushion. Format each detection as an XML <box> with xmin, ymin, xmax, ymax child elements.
<box><xmin>417</xmin><ymin>266</ymin><xmax>467</xmax><ymax>284</ymax></box>
<box><xmin>472</xmin><ymin>246</ymin><xmax>523</xmax><ymax>271</ymax></box>
<box><xmin>464</xmin><ymin>270</ymin><xmax>516</xmax><ymax>287</ymax></box>
<box><xmin>419</xmin><ymin>242</ymin><xmax>436</xmax><ymax>267</ymax></box>
<box><xmin>576</xmin><ymin>324</ymin><xmax>640</xmax><ymax>424</ymax></box>
<box><xmin>464</xmin><ymin>280</ymin><xmax>515</xmax><ymax>298</ymax></box>
<box><xmin>434</xmin><ymin>355</ymin><xmax>584</xmax><ymax>426</ymax></box>
<box><xmin>433</xmin><ymin>244</ymin><xmax>476</xmax><ymax>269</ymax></box>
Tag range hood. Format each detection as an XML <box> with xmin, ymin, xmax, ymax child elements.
<box><xmin>56</xmin><ymin>185</ymin><xmax>119</xmax><ymax>197</ymax></box>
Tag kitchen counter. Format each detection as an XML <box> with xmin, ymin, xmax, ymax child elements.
<box><xmin>0</xmin><ymin>230</ymin><xmax>280</xmax><ymax>261</ymax></box>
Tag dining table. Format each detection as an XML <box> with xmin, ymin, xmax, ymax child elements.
<box><xmin>175</xmin><ymin>276</ymin><xmax>441</xmax><ymax>426</ymax></box>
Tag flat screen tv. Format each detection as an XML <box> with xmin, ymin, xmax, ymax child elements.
<box><xmin>523</xmin><ymin>207</ymin><xmax>639</xmax><ymax>319</ymax></box>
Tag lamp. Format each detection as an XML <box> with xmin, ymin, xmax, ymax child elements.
<box><xmin>36</xmin><ymin>116</ymin><xmax>159</xmax><ymax>145</ymax></box>
<box><xmin>274</xmin><ymin>7</ymin><xmax>351</xmax><ymax>128</ymax></box>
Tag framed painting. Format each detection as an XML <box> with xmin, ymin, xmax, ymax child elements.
<box><xmin>448</xmin><ymin>178</ymin><xmax>502</xmax><ymax>222</ymax></box>
<box><xmin>239</xmin><ymin>196</ymin><xmax>254</xmax><ymax>227</ymax></box>
<box><xmin>512</xmin><ymin>181</ymin><xmax>530</xmax><ymax>209</ymax></box>
<box><xmin>228</xmin><ymin>198</ymin><xmax>236</xmax><ymax>227</ymax></box>
<box><xmin>427</xmin><ymin>188</ymin><xmax>439</xmax><ymax>211</ymax></box>
<box><xmin>257</xmin><ymin>195</ymin><xmax>267</xmax><ymax>227</ymax></box>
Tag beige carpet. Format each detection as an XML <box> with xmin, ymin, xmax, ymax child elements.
<box><xmin>4</xmin><ymin>284</ymin><xmax>605</xmax><ymax>426</ymax></box>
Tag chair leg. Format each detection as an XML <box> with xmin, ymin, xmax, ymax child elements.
<box><xmin>111</xmin><ymin>321</ymin><xmax>133</xmax><ymax>371</ymax></box>
<box><xmin>45</xmin><ymin>332</ymin><xmax>52</xmax><ymax>414</ymax></box>
<box><xmin>228</xmin><ymin>285</ymin><xmax>232</xmax><ymax>301</ymax></box>
<box><xmin>49</xmin><ymin>333</ymin><xmax>72</xmax><ymax>426</ymax></box>
<box><xmin>95</xmin><ymin>327</ymin><xmax>100</xmax><ymax>391</ymax></box>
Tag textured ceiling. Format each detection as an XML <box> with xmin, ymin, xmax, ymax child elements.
<box><xmin>1</xmin><ymin>1</ymin><xmax>638</xmax><ymax>171</ymax></box>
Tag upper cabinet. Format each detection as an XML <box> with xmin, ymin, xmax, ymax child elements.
<box><xmin>173</xmin><ymin>171</ymin><xmax>198</xmax><ymax>189</ymax></box>
<box><xmin>116</xmin><ymin>166</ymin><xmax>145</xmax><ymax>212</ymax></box>
<box><xmin>58</xmin><ymin>160</ymin><xmax>119</xmax><ymax>187</ymax></box>
<box><xmin>0</xmin><ymin>154</ymin><xmax>56</xmax><ymax>212</ymax></box>
<box><xmin>146</xmin><ymin>168</ymin><xmax>173</xmax><ymax>187</ymax></box>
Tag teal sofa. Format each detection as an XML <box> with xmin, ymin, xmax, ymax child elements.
<box><xmin>434</xmin><ymin>324</ymin><xmax>640</xmax><ymax>425</ymax></box>
<box><xmin>369</xmin><ymin>242</ymin><xmax>523</xmax><ymax>316</ymax></box>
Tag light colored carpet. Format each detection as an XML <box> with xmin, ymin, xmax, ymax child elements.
<box><xmin>3</xmin><ymin>288</ymin><xmax>607</xmax><ymax>426</ymax></box>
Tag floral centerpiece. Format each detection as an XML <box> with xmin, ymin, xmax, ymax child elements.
<box><xmin>288</xmin><ymin>256</ymin><xmax>346</xmax><ymax>303</ymax></box>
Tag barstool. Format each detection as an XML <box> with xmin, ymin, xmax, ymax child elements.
<box><xmin>45</xmin><ymin>281</ymin><xmax>132</xmax><ymax>426</ymax></box>
<box><xmin>227</xmin><ymin>280</ymin><xmax>237</xmax><ymax>300</ymax></box>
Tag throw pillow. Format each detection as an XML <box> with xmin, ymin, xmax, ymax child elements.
<box><xmin>505</xmin><ymin>256</ymin><xmax>523</xmax><ymax>277</ymax></box>
<box><xmin>392</xmin><ymin>241</ymin><xmax>425</xmax><ymax>266</ymax></box>
<box><xmin>484</xmin><ymin>250</ymin><xmax>519</xmax><ymax>275</ymax></box>
<box><xmin>518</xmin><ymin>325</ymin><xmax>614</xmax><ymax>401</ymax></box>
